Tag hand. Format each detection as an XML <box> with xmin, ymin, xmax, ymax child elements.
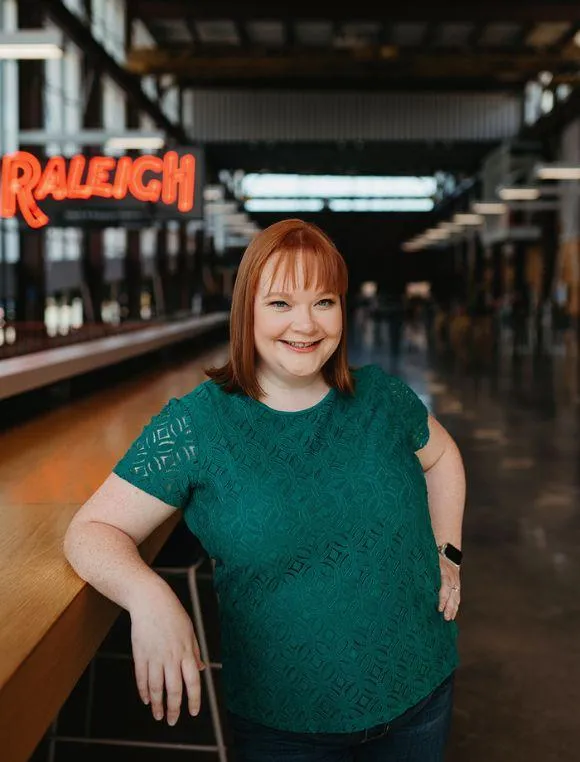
<box><xmin>129</xmin><ymin>581</ymin><xmax>206</xmax><ymax>726</ymax></box>
<box><xmin>438</xmin><ymin>555</ymin><xmax>461</xmax><ymax>621</ymax></box>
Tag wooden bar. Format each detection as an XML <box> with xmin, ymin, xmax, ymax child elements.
<box><xmin>0</xmin><ymin>312</ymin><xmax>229</xmax><ymax>401</ymax></box>
<box><xmin>0</xmin><ymin>336</ymin><xmax>230</xmax><ymax>762</ymax></box>
<box><xmin>0</xmin><ymin>502</ymin><xmax>180</xmax><ymax>762</ymax></box>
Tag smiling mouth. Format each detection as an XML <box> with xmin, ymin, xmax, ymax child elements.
<box><xmin>280</xmin><ymin>339</ymin><xmax>323</xmax><ymax>348</ymax></box>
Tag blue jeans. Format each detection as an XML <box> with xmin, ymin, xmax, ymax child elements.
<box><xmin>227</xmin><ymin>672</ymin><xmax>455</xmax><ymax>762</ymax></box>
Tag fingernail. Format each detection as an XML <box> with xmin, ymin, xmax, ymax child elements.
<box><xmin>168</xmin><ymin>718</ymin><xmax>177</xmax><ymax>727</ymax></box>
<box><xmin>154</xmin><ymin>712</ymin><xmax>163</xmax><ymax>721</ymax></box>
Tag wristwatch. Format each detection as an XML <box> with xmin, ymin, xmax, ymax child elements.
<box><xmin>437</xmin><ymin>542</ymin><xmax>463</xmax><ymax>567</ymax></box>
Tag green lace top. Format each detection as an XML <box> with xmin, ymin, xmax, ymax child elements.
<box><xmin>113</xmin><ymin>363</ymin><xmax>458</xmax><ymax>733</ymax></box>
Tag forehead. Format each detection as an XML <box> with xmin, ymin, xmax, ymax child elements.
<box><xmin>258</xmin><ymin>251</ymin><xmax>326</xmax><ymax>294</ymax></box>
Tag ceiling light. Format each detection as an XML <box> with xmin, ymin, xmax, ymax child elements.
<box><xmin>497</xmin><ymin>186</ymin><xmax>541</xmax><ymax>201</ymax></box>
<box><xmin>452</xmin><ymin>213</ymin><xmax>483</xmax><ymax>225</ymax></box>
<box><xmin>535</xmin><ymin>163</ymin><xmax>580</xmax><ymax>180</ymax></box>
<box><xmin>205</xmin><ymin>201</ymin><xmax>238</xmax><ymax>215</ymax></box>
<box><xmin>402</xmin><ymin>242</ymin><xmax>423</xmax><ymax>252</ymax></box>
<box><xmin>204</xmin><ymin>185</ymin><xmax>225</xmax><ymax>201</ymax></box>
<box><xmin>472</xmin><ymin>202</ymin><xmax>508</xmax><ymax>215</ymax></box>
<box><xmin>328</xmin><ymin>198</ymin><xmax>433</xmax><ymax>212</ymax></box>
<box><xmin>0</xmin><ymin>30</ymin><xmax>64</xmax><ymax>59</ymax></box>
<box><xmin>439</xmin><ymin>222</ymin><xmax>463</xmax><ymax>232</ymax></box>
<box><xmin>244</xmin><ymin>198</ymin><xmax>324</xmax><ymax>212</ymax></box>
<box><xmin>240</xmin><ymin>173</ymin><xmax>438</xmax><ymax>199</ymax></box>
<box><xmin>425</xmin><ymin>229</ymin><xmax>450</xmax><ymax>240</ymax></box>
<box><xmin>105</xmin><ymin>135</ymin><xmax>165</xmax><ymax>150</ymax></box>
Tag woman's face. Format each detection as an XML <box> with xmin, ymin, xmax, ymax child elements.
<box><xmin>253</xmin><ymin>254</ymin><xmax>342</xmax><ymax>384</ymax></box>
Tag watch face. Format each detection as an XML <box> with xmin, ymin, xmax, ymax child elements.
<box><xmin>445</xmin><ymin>544</ymin><xmax>463</xmax><ymax>565</ymax></box>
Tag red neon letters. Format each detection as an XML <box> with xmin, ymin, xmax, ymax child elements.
<box><xmin>0</xmin><ymin>150</ymin><xmax>196</xmax><ymax>228</ymax></box>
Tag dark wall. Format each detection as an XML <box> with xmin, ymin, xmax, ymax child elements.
<box><xmin>249</xmin><ymin>211</ymin><xmax>440</xmax><ymax>298</ymax></box>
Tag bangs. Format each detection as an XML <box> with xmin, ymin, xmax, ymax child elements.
<box><xmin>264</xmin><ymin>229</ymin><xmax>347</xmax><ymax>296</ymax></box>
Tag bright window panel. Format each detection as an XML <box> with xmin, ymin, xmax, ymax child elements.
<box><xmin>245</xmin><ymin>199</ymin><xmax>325</xmax><ymax>212</ymax></box>
<box><xmin>241</xmin><ymin>174</ymin><xmax>437</xmax><ymax>199</ymax></box>
<box><xmin>329</xmin><ymin>198</ymin><xmax>434</xmax><ymax>212</ymax></box>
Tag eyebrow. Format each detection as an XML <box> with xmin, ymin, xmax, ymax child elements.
<box><xmin>264</xmin><ymin>290</ymin><xmax>334</xmax><ymax>299</ymax></box>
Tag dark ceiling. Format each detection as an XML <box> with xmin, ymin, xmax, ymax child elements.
<box><xmin>204</xmin><ymin>141</ymin><xmax>498</xmax><ymax>180</ymax></box>
<box><xmin>130</xmin><ymin>2</ymin><xmax>580</xmax><ymax>92</ymax></box>
<box><xmin>123</xmin><ymin>1</ymin><xmax>580</xmax><ymax>284</ymax></box>
<box><xmin>127</xmin><ymin>2</ymin><xmax>580</xmax><ymax>176</ymax></box>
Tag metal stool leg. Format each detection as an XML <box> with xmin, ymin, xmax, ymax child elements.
<box><xmin>188</xmin><ymin>557</ymin><xmax>229</xmax><ymax>762</ymax></box>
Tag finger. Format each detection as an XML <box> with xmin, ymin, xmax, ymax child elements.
<box><xmin>192</xmin><ymin>637</ymin><xmax>206</xmax><ymax>671</ymax></box>
<box><xmin>438</xmin><ymin>583</ymin><xmax>455</xmax><ymax>612</ymax></box>
<box><xmin>444</xmin><ymin>590</ymin><xmax>461</xmax><ymax>621</ymax></box>
<box><xmin>164</xmin><ymin>662</ymin><xmax>183</xmax><ymax>727</ymax></box>
<box><xmin>148</xmin><ymin>662</ymin><xmax>165</xmax><ymax>721</ymax></box>
<box><xmin>182</xmin><ymin>654</ymin><xmax>202</xmax><ymax>716</ymax></box>
<box><xmin>134</xmin><ymin>654</ymin><xmax>150</xmax><ymax>705</ymax></box>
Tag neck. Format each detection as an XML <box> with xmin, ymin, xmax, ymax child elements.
<box><xmin>257</xmin><ymin>370</ymin><xmax>329</xmax><ymax>405</ymax></box>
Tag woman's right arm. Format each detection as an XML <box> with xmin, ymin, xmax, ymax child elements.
<box><xmin>63</xmin><ymin>472</ymin><xmax>205</xmax><ymax>726</ymax></box>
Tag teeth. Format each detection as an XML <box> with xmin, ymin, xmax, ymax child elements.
<box><xmin>287</xmin><ymin>341</ymin><xmax>317</xmax><ymax>348</ymax></box>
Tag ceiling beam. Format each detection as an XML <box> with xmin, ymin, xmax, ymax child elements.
<box><xmin>126</xmin><ymin>47</ymin><xmax>580</xmax><ymax>79</ymax></box>
<box><xmin>181</xmin><ymin>76</ymin><xmax>517</xmax><ymax>92</ymax></box>
<box><xmin>133</xmin><ymin>1</ymin><xmax>580</xmax><ymax>23</ymax></box>
<box><xmin>42</xmin><ymin>0</ymin><xmax>189</xmax><ymax>144</ymax></box>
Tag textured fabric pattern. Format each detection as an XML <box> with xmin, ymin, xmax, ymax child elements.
<box><xmin>113</xmin><ymin>364</ymin><xmax>458</xmax><ymax>733</ymax></box>
<box><xmin>113</xmin><ymin>398</ymin><xmax>197</xmax><ymax>507</ymax></box>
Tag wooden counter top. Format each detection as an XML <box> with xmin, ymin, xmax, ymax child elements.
<box><xmin>0</xmin><ymin>501</ymin><xmax>180</xmax><ymax>762</ymax></box>
<box><xmin>0</xmin><ymin>338</ymin><xmax>229</xmax><ymax>762</ymax></box>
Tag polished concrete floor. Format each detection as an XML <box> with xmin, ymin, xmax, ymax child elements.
<box><xmin>354</xmin><ymin>318</ymin><xmax>580</xmax><ymax>762</ymax></box>
<box><xmin>27</xmin><ymin>316</ymin><xmax>580</xmax><ymax>761</ymax></box>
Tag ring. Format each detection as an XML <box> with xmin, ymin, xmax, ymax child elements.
<box><xmin>450</xmin><ymin>585</ymin><xmax>460</xmax><ymax>591</ymax></box>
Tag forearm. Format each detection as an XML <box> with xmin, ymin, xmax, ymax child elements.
<box><xmin>63</xmin><ymin>520</ymin><xmax>171</xmax><ymax>614</ymax></box>
<box><xmin>423</xmin><ymin>436</ymin><xmax>466</xmax><ymax>549</ymax></box>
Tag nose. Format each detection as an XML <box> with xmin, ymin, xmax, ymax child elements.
<box><xmin>291</xmin><ymin>305</ymin><xmax>317</xmax><ymax>334</ymax></box>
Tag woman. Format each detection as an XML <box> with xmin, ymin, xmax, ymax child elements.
<box><xmin>63</xmin><ymin>219</ymin><xmax>465</xmax><ymax>761</ymax></box>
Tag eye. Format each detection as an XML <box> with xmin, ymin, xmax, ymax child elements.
<box><xmin>318</xmin><ymin>298</ymin><xmax>336</xmax><ymax>307</ymax></box>
<box><xmin>269</xmin><ymin>300</ymin><xmax>289</xmax><ymax>308</ymax></box>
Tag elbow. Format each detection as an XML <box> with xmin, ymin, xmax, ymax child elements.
<box><xmin>62</xmin><ymin>519</ymin><xmax>77</xmax><ymax>568</ymax></box>
<box><xmin>62</xmin><ymin>517</ymin><xmax>86</xmax><ymax>574</ymax></box>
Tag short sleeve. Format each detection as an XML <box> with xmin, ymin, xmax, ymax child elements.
<box><xmin>384</xmin><ymin>374</ymin><xmax>430</xmax><ymax>452</ymax></box>
<box><xmin>113</xmin><ymin>397</ymin><xmax>198</xmax><ymax>508</ymax></box>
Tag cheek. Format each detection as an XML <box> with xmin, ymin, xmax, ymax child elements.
<box><xmin>255</xmin><ymin>311</ymin><xmax>287</xmax><ymax>340</ymax></box>
<box><xmin>325</xmin><ymin>310</ymin><xmax>342</xmax><ymax>336</ymax></box>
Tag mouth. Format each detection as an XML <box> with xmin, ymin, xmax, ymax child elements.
<box><xmin>279</xmin><ymin>339</ymin><xmax>324</xmax><ymax>349</ymax></box>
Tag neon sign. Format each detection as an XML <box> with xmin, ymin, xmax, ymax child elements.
<box><xmin>0</xmin><ymin>150</ymin><xmax>196</xmax><ymax>228</ymax></box>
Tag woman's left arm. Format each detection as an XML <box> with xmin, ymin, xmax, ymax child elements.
<box><xmin>416</xmin><ymin>414</ymin><xmax>466</xmax><ymax>621</ymax></box>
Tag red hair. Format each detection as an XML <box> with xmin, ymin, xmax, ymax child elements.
<box><xmin>205</xmin><ymin>218</ymin><xmax>355</xmax><ymax>399</ymax></box>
